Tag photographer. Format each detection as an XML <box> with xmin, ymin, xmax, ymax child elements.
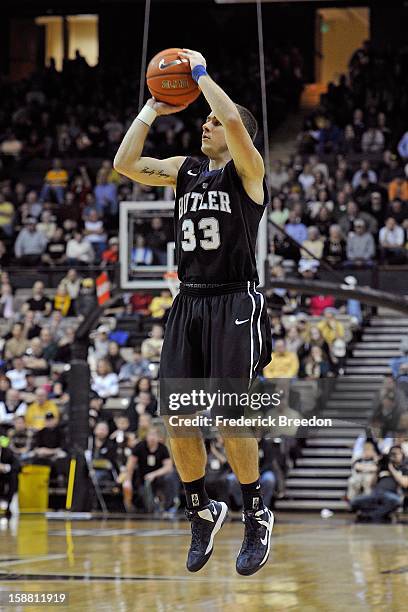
<box><xmin>351</xmin><ymin>445</ymin><xmax>408</xmax><ymax>522</ymax></box>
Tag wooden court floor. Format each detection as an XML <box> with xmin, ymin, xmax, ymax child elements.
<box><xmin>0</xmin><ymin>514</ymin><xmax>407</xmax><ymax>611</ymax></box>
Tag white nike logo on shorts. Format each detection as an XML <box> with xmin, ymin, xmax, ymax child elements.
<box><xmin>187</xmin><ymin>170</ymin><xmax>199</xmax><ymax>176</ymax></box>
<box><xmin>235</xmin><ymin>318</ymin><xmax>250</xmax><ymax>325</ymax></box>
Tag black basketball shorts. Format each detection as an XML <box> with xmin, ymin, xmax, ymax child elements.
<box><xmin>160</xmin><ymin>281</ymin><xmax>272</xmax><ymax>383</ymax></box>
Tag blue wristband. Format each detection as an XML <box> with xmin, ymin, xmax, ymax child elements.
<box><xmin>192</xmin><ymin>65</ymin><xmax>207</xmax><ymax>83</ymax></box>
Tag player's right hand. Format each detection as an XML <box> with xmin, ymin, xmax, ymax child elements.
<box><xmin>146</xmin><ymin>97</ymin><xmax>187</xmax><ymax>116</ymax></box>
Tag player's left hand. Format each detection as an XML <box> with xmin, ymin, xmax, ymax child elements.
<box><xmin>178</xmin><ymin>49</ymin><xmax>207</xmax><ymax>70</ymax></box>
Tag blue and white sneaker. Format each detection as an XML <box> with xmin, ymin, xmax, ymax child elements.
<box><xmin>185</xmin><ymin>500</ymin><xmax>228</xmax><ymax>572</ymax></box>
<box><xmin>236</xmin><ymin>507</ymin><xmax>274</xmax><ymax>575</ymax></box>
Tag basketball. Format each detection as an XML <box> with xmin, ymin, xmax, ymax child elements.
<box><xmin>146</xmin><ymin>47</ymin><xmax>201</xmax><ymax>106</ymax></box>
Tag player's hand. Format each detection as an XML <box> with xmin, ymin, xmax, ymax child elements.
<box><xmin>144</xmin><ymin>472</ymin><xmax>156</xmax><ymax>482</ymax></box>
<box><xmin>178</xmin><ymin>49</ymin><xmax>207</xmax><ymax>71</ymax></box>
<box><xmin>146</xmin><ymin>98</ymin><xmax>187</xmax><ymax>116</ymax></box>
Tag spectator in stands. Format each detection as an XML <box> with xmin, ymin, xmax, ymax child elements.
<box><xmin>53</xmin><ymin>284</ymin><xmax>71</xmax><ymax>317</ymax></box>
<box><xmin>285</xmin><ymin>210</ymin><xmax>308</xmax><ymax>244</ymax></box>
<box><xmin>0</xmin><ymin>190</ymin><xmax>15</xmax><ymax>238</ymax></box>
<box><xmin>6</xmin><ymin>358</ymin><xmax>28</xmax><ymax>391</ymax></box>
<box><xmin>351</xmin><ymin>160</ymin><xmax>377</xmax><ymax>189</ymax></box>
<box><xmin>397</xmin><ymin>129</ymin><xmax>408</xmax><ymax>160</ymax></box>
<box><xmin>40</xmin><ymin>158</ymin><xmax>68</xmax><ymax>204</ymax></box>
<box><xmin>317</xmin><ymin>308</ymin><xmax>344</xmax><ymax>346</ymax></box>
<box><xmin>141</xmin><ymin>324</ymin><xmax>164</xmax><ymax>363</ymax></box>
<box><xmin>148</xmin><ymin>290</ymin><xmax>173</xmax><ymax>321</ymax></box>
<box><xmin>94</xmin><ymin>169</ymin><xmax>118</xmax><ymax>217</ymax></box>
<box><xmin>372</xmin><ymin>394</ymin><xmax>403</xmax><ymax>438</ymax></box>
<box><xmin>119</xmin><ymin>349</ymin><xmax>151</xmax><ymax>382</ymax></box>
<box><xmin>7</xmin><ymin>415</ymin><xmax>32</xmax><ymax>457</ymax></box>
<box><xmin>0</xmin><ymin>282</ymin><xmax>15</xmax><ymax>319</ymax></box>
<box><xmin>25</xmin><ymin>387</ymin><xmax>59</xmax><ymax>430</ymax></box>
<box><xmin>125</xmin><ymin>427</ymin><xmax>179</xmax><ymax>513</ymax></box>
<box><xmin>146</xmin><ymin>217</ymin><xmax>169</xmax><ymax>265</ymax></box>
<box><xmin>4</xmin><ymin>323</ymin><xmax>29</xmax><ymax>361</ymax></box>
<box><xmin>300</xmin><ymin>226</ymin><xmax>324</xmax><ymax>260</ymax></box>
<box><xmin>22</xmin><ymin>337</ymin><xmax>50</xmax><ymax>376</ymax></box>
<box><xmin>338</xmin><ymin>201</ymin><xmax>377</xmax><ymax>237</ymax></box>
<box><xmin>41</xmin><ymin>228</ymin><xmax>67</xmax><ymax>266</ymax></box>
<box><xmin>84</xmin><ymin>209</ymin><xmax>107</xmax><ymax>262</ymax></box>
<box><xmin>66</xmin><ymin>231</ymin><xmax>95</xmax><ymax>265</ymax></box>
<box><xmin>75</xmin><ymin>278</ymin><xmax>97</xmax><ymax>320</ymax></box>
<box><xmin>14</xmin><ymin>218</ymin><xmax>48</xmax><ymax>266</ymax></box>
<box><xmin>55</xmin><ymin>326</ymin><xmax>75</xmax><ymax>363</ymax></box>
<box><xmin>0</xmin><ymin>441</ymin><xmax>18</xmax><ymax>518</ymax></box>
<box><xmin>300</xmin><ymin>345</ymin><xmax>332</xmax><ymax>379</ymax></box>
<box><xmin>269</xmin><ymin>160</ymin><xmax>289</xmax><ymax>193</ymax></box>
<box><xmin>285</xmin><ymin>326</ymin><xmax>303</xmax><ymax>354</ymax></box>
<box><xmin>131</xmin><ymin>235</ymin><xmax>154</xmax><ymax>267</ymax></box>
<box><xmin>263</xmin><ymin>339</ymin><xmax>299</xmax><ymax>379</ymax></box>
<box><xmin>101</xmin><ymin>237</ymin><xmax>119</xmax><ymax>266</ymax></box>
<box><xmin>22</xmin><ymin>310</ymin><xmax>41</xmax><ymax>340</ymax></box>
<box><xmin>106</xmin><ymin>341</ymin><xmax>125</xmax><ymax>375</ymax></box>
<box><xmin>91</xmin><ymin>421</ymin><xmax>118</xmax><ymax>488</ymax></box>
<box><xmin>347</xmin><ymin>440</ymin><xmax>379</xmax><ymax>500</ymax></box>
<box><xmin>322</xmin><ymin>224</ymin><xmax>346</xmax><ymax>267</ymax></box>
<box><xmin>21</xmin><ymin>281</ymin><xmax>52</xmax><ymax>317</ymax></box>
<box><xmin>91</xmin><ymin>358</ymin><xmax>119</xmax><ymax>399</ymax></box>
<box><xmin>345</xmin><ymin>219</ymin><xmax>376</xmax><ymax>267</ymax></box>
<box><xmin>37</xmin><ymin>211</ymin><xmax>57</xmax><ymax>240</ymax></box>
<box><xmin>379</xmin><ymin>217</ymin><xmax>406</xmax><ymax>263</ymax></box>
<box><xmin>60</xmin><ymin>269</ymin><xmax>82</xmax><ymax>304</ymax></box>
<box><xmin>0</xmin><ymin>389</ymin><xmax>27</xmax><ymax>426</ymax></box>
<box><xmin>390</xmin><ymin>338</ymin><xmax>408</xmax><ymax>380</ymax></box>
<box><xmin>351</xmin><ymin>446</ymin><xmax>408</xmax><ymax>523</ymax></box>
<box><xmin>298</xmin><ymin>325</ymin><xmax>330</xmax><ymax>360</ymax></box>
<box><xmin>28</xmin><ymin>412</ymin><xmax>68</xmax><ymax>478</ymax></box>
<box><xmin>269</xmin><ymin>196</ymin><xmax>289</xmax><ymax>230</ymax></box>
<box><xmin>361</xmin><ymin>124</ymin><xmax>385</xmax><ymax>153</ymax></box>
<box><xmin>39</xmin><ymin>327</ymin><xmax>58</xmax><ymax>362</ymax></box>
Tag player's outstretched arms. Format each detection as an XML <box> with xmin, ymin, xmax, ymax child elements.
<box><xmin>113</xmin><ymin>98</ymin><xmax>187</xmax><ymax>187</ymax></box>
<box><xmin>179</xmin><ymin>49</ymin><xmax>265</xmax><ymax>198</ymax></box>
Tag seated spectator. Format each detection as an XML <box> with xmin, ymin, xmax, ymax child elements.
<box><xmin>309</xmin><ymin>294</ymin><xmax>335</xmax><ymax>317</ymax></box>
<box><xmin>146</xmin><ymin>217</ymin><xmax>169</xmax><ymax>265</ymax></box>
<box><xmin>119</xmin><ymin>349</ymin><xmax>151</xmax><ymax>382</ymax></box>
<box><xmin>285</xmin><ymin>326</ymin><xmax>303</xmax><ymax>354</ymax></box>
<box><xmin>110</xmin><ymin>414</ymin><xmax>136</xmax><ymax>473</ymax></box>
<box><xmin>0</xmin><ymin>190</ymin><xmax>15</xmax><ymax>238</ymax></box>
<box><xmin>22</xmin><ymin>310</ymin><xmax>42</xmax><ymax>340</ymax></box>
<box><xmin>345</xmin><ymin>219</ymin><xmax>376</xmax><ymax>267</ymax></box>
<box><xmin>92</xmin><ymin>326</ymin><xmax>110</xmax><ymax>361</ymax></box>
<box><xmin>0</xmin><ymin>441</ymin><xmax>19</xmax><ymax>518</ymax></box>
<box><xmin>298</xmin><ymin>163</ymin><xmax>315</xmax><ymax>195</ymax></box>
<box><xmin>388</xmin><ymin>176</ymin><xmax>408</xmax><ymax>202</ymax></box>
<box><xmin>371</xmin><ymin>394</ymin><xmax>403</xmax><ymax>438</ymax></box>
<box><xmin>14</xmin><ymin>218</ymin><xmax>48</xmax><ymax>265</ymax></box>
<box><xmin>300</xmin><ymin>345</ymin><xmax>332</xmax><ymax>379</ymax></box>
<box><xmin>4</xmin><ymin>323</ymin><xmax>29</xmax><ymax>361</ymax></box>
<box><xmin>91</xmin><ymin>421</ymin><xmax>118</xmax><ymax>488</ymax></box>
<box><xmin>339</xmin><ymin>201</ymin><xmax>377</xmax><ymax>236</ymax></box>
<box><xmin>25</xmin><ymin>387</ymin><xmax>59</xmax><ymax>430</ymax></box>
<box><xmin>60</xmin><ymin>268</ymin><xmax>82</xmax><ymax>304</ymax></box>
<box><xmin>263</xmin><ymin>339</ymin><xmax>299</xmax><ymax>379</ymax></box>
<box><xmin>301</xmin><ymin>226</ymin><xmax>324</xmax><ymax>260</ymax></box>
<box><xmin>141</xmin><ymin>324</ymin><xmax>164</xmax><ymax>363</ymax></box>
<box><xmin>37</xmin><ymin>211</ymin><xmax>57</xmax><ymax>240</ymax></box>
<box><xmin>0</xmin><ymin>389</ymin><xmax>27</xmax><ymax>426</ymax></box>
<box><xmin>21</xmin><ymin>281</ymin><xmax>52</xmax><ymax>317</ymax></box>
<box><xmin>298</xmin><ymin>325</ymin><xmax>330</xmax><ymax>361</ymax></box>
<box><xmin>379</xmin><ymin>217</ymin><xmax>406</xmax><ymax>264</ymax></box>
<box><xmin>7</xmin><ymin>415</ymin><xmax>32</xmax><ymax>457</ymax></box>
<box><xmin>53</xmin><ymin>284</ymin><xmax>72</xmax><ymax>317</ymax></box>
<box><xmin>106</xmin><ymin>341</ymin><xmax>125</xmax><ymax>375</ymax></box>
<box><xmin>148</xmin><ymin>290</ymin><xmax>173</xmax><ymax>320</ymax></box>
<box><xmin>307</xmin><ymin>188</ymin><xmax>334</xmax><ymax>219</ymax></box>
<box><xmin>269</xmin><ymin>196</ymin><xmax>289</xmax><ymax>229</ymax></box>
<box><xmin>387</xmin><ymin>199</ymin><xmax>408</xmax><ymax>228</ymax></box>
<box><xmin>131</xmin><ymin>235</ymin><xmax>154</xmax><ymax>267</ymax></box>
<box><xmin>390</xmin><ymin>338</ymin><xmax>408</xmax><ymax>380</ymax></box>
<box><xmin>66</xmin><ymin>231</ymin><xmax>95</xmax><ymax>265</ymax></box>
<box><xmin>41</xmin><ymin>227</ymin><xmax>67</xmax><ymax>266</ymax></box>
<box><xmin>361</xmin><ymin>125</ymin><xmax>385</xmax><ymax>153</ymax></box>
<box><xmin>75</xmin><ymin>278</ymin><xmax>97</xmax><ymax>319</ymax></box>
<box><xmin>0</xmin><ymin>375</ymin><xmax>11</xmax><ymax>403</ymax></box>
<box><xmin>269</xmin><ymin>160</ymin><xmax>289</xmax><ymax>193</ymax></box>
<box><xmin>124</xmin><ymin>427</ymin><xmax>179</xmax><ymax>513</ymax></box>
<box><xmin>351</xmin><ymin>446</ymin><xmax>408</xmax><ymax>523</ymax></box>
<box><xmin>39</xmin><ymin>327</ymin><xmax>58</xmax><ymax>362</ymax></box>
<box><xmin>84</xmin><ymin>209</ymin><xmax>107</xmax><ymax>262</ymax></box>
<box><xmin>91</xmin><ymin>359</ymin><xmax>119</xmax><ymax>399</ymax></box>
<box><xmin>285</xmin><ymin>210</ymin><xmax>308</xmax><ymax>244</ymax></box>
<box><xmin>101</xmin><ymin>237</ymin><xmax>119</xmax><ymax>265</ymax></box>
<box><xmin>28</xmin><ymin>413</ymin><xmax>68</xmax><ymax>479</ymax></box>
<box><xmin>94</xmin><ymin>169</ymin><xmax>118</xmax><ymax>217</ymax></box>
<box><xmin>22</xmin><ymin>337</ymin><xmax>50</xmax><ymax>375</ymax></box>
<box><xmin>55</xmin><ymin>326</ymin><xmax>75</xmax><ymax>363</ymax></box>
<box><xmin>351</xmin><ymin>160</ymin><xmax>377</xmax><ymax>190</ymax></box>
<box><xmin>0</xmin><ymin>282</ymin><xmax>15</xmax><ymax>319</ymax></box>
<box><xmin>347</xmin><ymin>441</ymin><xmax>379</xmax><ymax>501</ymax></box>
<box><xmin>40</xmin><ymin>158</ymin><xmax>68</xmax><ymax>204</ymax></box>
<box><xmin>6</xmin><ymin>357</ymin><xmax>28</xmax><ymax>391</ymax></box>
<box><xmin>317</xmin><ymin>308</ymin><xmax>344</xmax><ymax>346</ymax></box>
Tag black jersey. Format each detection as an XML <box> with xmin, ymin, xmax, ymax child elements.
<box><xmin>174</xmin><ymin>156</ymin><xmax>268</xmax><ymax>284</ymax></box>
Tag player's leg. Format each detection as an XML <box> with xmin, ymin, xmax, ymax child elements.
<box><xmin>160</xmin><ymin>294</ymin><xmax>228</xmax><ymax>572</ymax></box>
<box><xmin>210</xmin><ymin>284</ymin><xmax>274</xmax><ymax>575</ymax></box>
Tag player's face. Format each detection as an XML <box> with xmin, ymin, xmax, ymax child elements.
<box><xmin>201</xmin><ymin>114</ymin><xmax>228</xmax><ymax>158</ymax></box>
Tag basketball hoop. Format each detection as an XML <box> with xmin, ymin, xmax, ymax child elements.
<box><xmin>164</xmin><ymin>271</ymin><xmax>180</xmax><ymax>298</ymax></box>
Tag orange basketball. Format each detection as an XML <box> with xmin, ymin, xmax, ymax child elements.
<box><xmin>146</xmin><ymin>48</ymin><xmax>201</xmax><ymax>106</ymax></box>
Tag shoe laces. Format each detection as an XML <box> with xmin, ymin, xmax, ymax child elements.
<box><xmin>242</xmin><ymin>509</ymin><xmax>265</xmax><ymax>551</ymax></box>
<box><xmin>185</xmin><ymin>509</ymin><xmax>210</xmax><ymax>551</ymax></box>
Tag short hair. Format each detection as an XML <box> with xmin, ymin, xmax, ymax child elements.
<box><xmin>235</xmin><ymin>104</ymin><xmax>258</xmax><ymax>141</ymax></box>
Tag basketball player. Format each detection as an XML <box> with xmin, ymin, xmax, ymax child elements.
<box><xmin>115</xmin><ymin>49</ymin><xmax>273</xmax><ymax>576</ymax></box>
